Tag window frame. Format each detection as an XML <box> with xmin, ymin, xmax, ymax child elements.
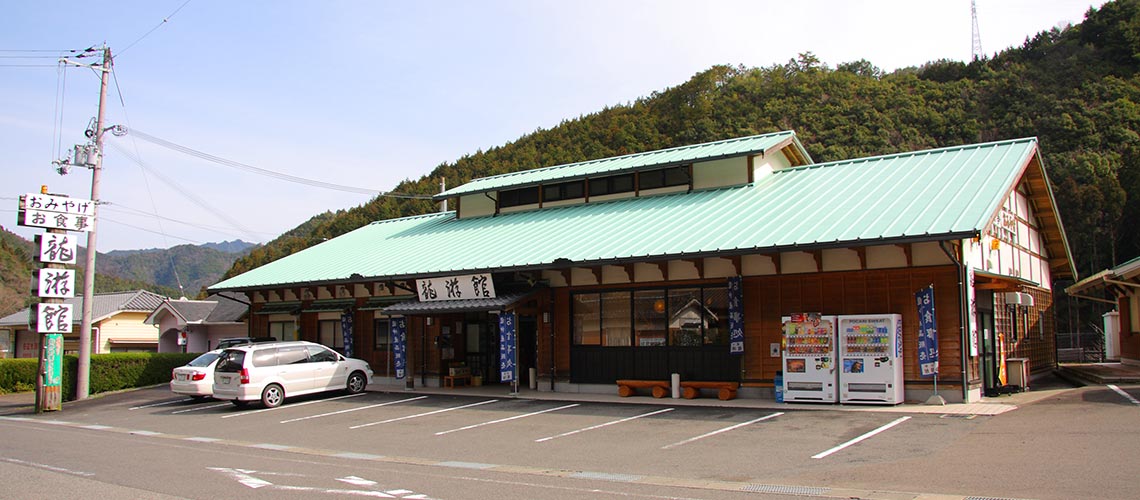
<box><xmin>572</xmin><ymin>284</ymin><xmax>728</xmax><ymax>347</ymax></box>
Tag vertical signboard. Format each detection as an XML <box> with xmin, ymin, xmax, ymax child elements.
<box><xmin>499</xmin><ymin>312</ymin><xmax>516</xmax><ymax>383</ymax></box>
<box><xmin>37</xmin><ymin>303</ymin><xmax>73</xmax><ymax>333</ymax></box>
<box><xmin>391</xmin><ymin>318</ymin><xmax>407</xmax><ymax>379</ymax></box>
<box><xmin>915</xmin><ymin>285</ymin><xmax>939</xmax><ymax>377</ymax></box>
<box><xmin>340</xmin><ymin>311</ymin><xmax>354</xmax><ymax>358</ymax></box>
<box><xmin>727</xmin><ymin>276</ymin><xmax>744</xmax><ymax>354</ymax></box>
<box><xmin>36</xmin><ymin>268</ymin><xmax>75</xmax><ymax>298</ymax></box>
<box><xmin>42</xmin><ymin>334</ymin><xmax>63</xmax><ymax>410</ymax></box>
<box><xmin>38</xmin><ymin>233</ymin><xmax>77</xmax><ymax>264</ymax></box>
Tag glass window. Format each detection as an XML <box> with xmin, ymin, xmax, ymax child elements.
<box><xmin>215</xmin><ymin>350</ymin><xmax>245</xmax><ymax>372</ymax></box>
<box><xmin>601</xmin><ymin>291</ymin><xmax>631</xmax><ymax>346</ymax></box>
<box><xmin>319</xmin><ymin>320</ymin><xmax>344</xmax><ymax>351</ymax></box>
<box><xmin>374</xmin><ymin>319</ymin><xmax>390</xmax><ymax>351</ymax></box>
<box><xmin>633</xmin><ymin>290</ymin><xmax>667</xmax><ymax>347</ymax></box>
<box><xmin>307</xmin><ymin>345</ymin><xmax>338</xmax><ymax>363</ymax></box>
<box><xmin>703</xmin><ymin>287</ymin><xmax>729</xmax><ymax>345</ymax></box>
<box><xmin>669</xmin><ymin>288</ymin><xmax>703</xmax><ymax>346</ymax></box>
<box><xmin>252</xmin><ymin>347</ymin><xmax>279</xmax><ymax>367</ymax></box>
<box><xmin>499</xmin><ymin>186</ymin><xmax>540</xmax><ymax>208</ymax></box>
<box><xmin>640</xmin><ymin>166</ymin><xmax>689</xmax><ymax>191</ymax></box>
<box><xmin>269</xmin><ymin>321</ymin><xmax>297</xmax><ymax>342</ymax></box>
<box><xmin>543</xmin><ymin>180</ymin><xmax>585</xmax><ymax>202</ymax></box>
<box><xmin>573</xmin><ymin>293</ymin><xmax>601</xmax><ymax>345</ymax></box>
<box><xmin>277</xmin><ymin>345</ymin><xmax>309</xmax><ymax>365</ymax></box>
<box><xmin>588</xmin><ymin>173</ymin><xmax>636</xmax><ymax>197</ymax></box>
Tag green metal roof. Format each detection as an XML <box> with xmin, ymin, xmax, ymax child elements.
<box><xmin>210</xmin><ymin>137</ymin><xmax>1050</xmax><ymax>292</ymax></box>
<box><xmin>433</xmin><ymin>131</ymin><xmax>810</xmax><ymax>200</ymax></box>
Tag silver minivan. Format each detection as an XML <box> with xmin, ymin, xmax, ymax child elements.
<box><xmin>212</xmin><ymin>341</ymin><xmax>373</xmax><ymax>408</ymax></box>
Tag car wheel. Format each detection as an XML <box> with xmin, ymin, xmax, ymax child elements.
<box><xmin>346</xmin><ymin>371</ymin><xmax>367</xmax><ymax>394</ymax></box>
<box><xmin>261</xmin><ymin>384</ymin><xmax>285</xmax><ymax>408</ymax></box>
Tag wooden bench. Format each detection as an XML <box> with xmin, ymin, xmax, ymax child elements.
<box><xmin>616</xmin><ymin>379</ymin><xmax>670</xmax><ymax>398</ymax></box>
<box><xmin>443</xmin><ymin>374</ymin><xmax>471</xmax><ymax>388</ymax></box>
<box><xmin>680</xmin><ymin>381</ymin><xmax>739</xmax><ymax>400</ymax></box>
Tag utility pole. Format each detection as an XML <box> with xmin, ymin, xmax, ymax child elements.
<box><xmin>76</xmin><ymin>46</ymin><xmax>111</xmax><ymax>400</ymax></box>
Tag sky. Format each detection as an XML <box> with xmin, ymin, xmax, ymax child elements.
<box><xmin>1</xmin><ymin>0</ymin><xmax>1107</xmax><ymax>252</ymax></box>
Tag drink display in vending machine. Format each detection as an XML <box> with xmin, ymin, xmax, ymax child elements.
<box><xmin>838</xmin><ymin>314</ymin><xmax>904</xmax><ymax>404</ymax></box>
<box><xmin>781</xmin><ymin>313</ymin><xmax>838</xmax><ymax>403</ymax></box>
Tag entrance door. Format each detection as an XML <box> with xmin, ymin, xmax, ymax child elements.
<box><xmin>518</xmin><ymin>316</ymin><xmax>537</xmax><ymax>387</ymax></box>
<box><xmin>976</xmin><ymin>291</ymin><xmax>1000</xmax><ymax>394</ymax></box>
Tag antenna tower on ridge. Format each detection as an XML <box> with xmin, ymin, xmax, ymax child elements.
<box><xmin>971</xmin><ymin>0</ymin><xmax>984</xmax><ymax>60</ymax></box>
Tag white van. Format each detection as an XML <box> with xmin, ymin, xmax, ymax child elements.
<box><xmin>212</xmin><ymin>341</ymin><xmax>372</xmax><ymax>408</ymax></box>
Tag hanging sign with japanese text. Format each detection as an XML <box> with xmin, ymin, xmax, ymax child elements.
<box><xmin>416</xmin><ymin>273</ymin><xmax>495</xmax><ymax>302</ymax></box>
<box><xmin>37</xmin><ymin>233</ymin><xmax>78</xmax><ymax>264</ymax></box>
<box><xmin>391</xmin><ymin>317</ymin><xmax>407</xmax><ymax>379</ymax></box>
<box><xmin>499</xmin><ymin>312</ymin><xmax>516</xmax><ymax>382</ymax></box>
<box><xmin>915</xmin><ymin>285</ymin><xmax>939</xmax><ymax>377</ymax></box>
<box><xmin>36</xmin><ymin>268</ymin><xmax>75</xmax><ymax>298</ymax></box>
<box><xmin>37</xmin><ymin>303</ymin><xmax>73</xmax><ymax>334</ymax></box>
<box><xmin>340</xmin><ymin>311</ymin><xmax>354</xmax><ymax>358</ymax></box>
<box><xmin>728</xmin><ymin>276</ymin><xmax>744</xmax><ymax>354</ymax></box>
<box><xmin>19</xmin><ymin>193</ymin><xmax>95</xmax><ymax>232</ymax></box>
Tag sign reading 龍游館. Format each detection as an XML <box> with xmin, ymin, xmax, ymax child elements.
<box><xmin>416</xmin><ymin>273</ymin><xmax>496</xmax><ymax>302</ymax></box>
<box><xmin>19</xmin><ymin>192</ymin><xmax>95</xmax><ymax>232</ymax></box>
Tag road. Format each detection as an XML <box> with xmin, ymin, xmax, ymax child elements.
<box><xmin>1</xmin><ymin>381</ymin><xmax>1137</xmax><ymax>499</ymax></box>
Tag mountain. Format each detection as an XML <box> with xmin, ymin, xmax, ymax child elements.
<box><xmin>222</xmin><ymin>0</ymin><xmax>1140</xmax><ymax>334</ymax></box>
<box><xmin>0</xmin><ymin>232</ymin><xmax>257</xmax><ymax>317</ymax></box>
<box><xmin>97</xmin><ymin>242</ymin><xmax>258</xmax><ymax>298</ymax></box>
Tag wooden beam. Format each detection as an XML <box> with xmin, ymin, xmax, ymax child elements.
<box><xmin>896</xmin><ymin>244</ymin><xmax>912</xmax><ymax>267</ymax></box>
<box><xmin>684</xmin><ymin>258</ymin><xmax>704</xmax><ymax>279</ymax></box>
<box><xmin>770</xmin><ymin>253</ymin><xmax>781</xmax><ymax>275</ymax></box>
<box><xmin>589</xmin><ymin>266</ymin><xmax>602</xmax><ymax>284</ymax></box>
<box><xmin>729</xmin><ymin>255</ymin><xmax>741</xmax><ymax>276</ymax></box>
<box><xmin>623</xmin><ymin>263</ymin><xmax>636</xmax><ymax>282</ymax></box>
<box><xmin>655</xmin><ymin>261</ymin><xmax>669</xmax><ymax>281</ymax></box>
<box><xmin>855</xmin><ymin>247</ymin><xmax>867</xmax><ymax>270</ymax></box>
<box><xmin>810</xmin><ymin>250</ymin><xmax>822</xmax><ymax>272</ymax></box>
<box><xmin>559</xmin><ymin>269</ymin><xmax>572</xmax><ymax>287</ymax></box>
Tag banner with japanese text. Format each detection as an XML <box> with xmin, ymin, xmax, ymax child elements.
<box><xmin>499</xmin><ymin>312</ymin><xmax>516</xmax><ymax>382</ymax></box>
<box><xmin>915</xmin><ymin>285</ymin><xmax>939</xmax><ymax>377</ymax></box>
<box><xmin>391</xmin><ymin>318</ymin><xmax>407</xmax><ymax>379</ymax></box>
<box><xmin>340</xmin><ymin>311</ymin><xmax>354</xmax><ymax>358</ymax></box>
<box><xmin>728</xmin><ymin>276</ymin><xmax>744</xmax><ymax>354</ymax></box>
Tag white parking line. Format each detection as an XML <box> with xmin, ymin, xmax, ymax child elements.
<box><xmin>1108</xmin><ymin>384</ymin><xmax>1140</xmax><ymax>405</ymax></box>
<box><xmin>435</xmin><ymin>403</ymin><xmax>580</xmax><ymax>436</ymax></box>
<box><xmin>220</xmin><ymin>392</ymin><xmax>367</xmax><ymax>419</ymax></box>
<box><xmin>349</xmin><ymin>399</ymin><xmax>499</xmax><ymax>429</ymax></box>
<box><xmin>661</xmin><ymin>412</ymin><xmax>783</xmax><ymax>450</ymax></box>
<box><xmin>811</xmin><ymin>416</ymin><xmax>911</xmax><ymax>459</ymax></box>
<box><xmin>129</xmin><ymin>398</ymin><xmax>192</xmax><ymax>410</ymax></box>
<box><xmin>171</xmin><ymin>402</ymin><xmax>231</xmax><ymax>414</ymax></box>
<box><xmin>535</xmin><ymin>408</ymin><xmax>674</xmax><ymax>443</ymax></box>
<box><xmin>280</xmin><ymin>396</ymin><xmax>428</xmax><ymax>423</ymax></box>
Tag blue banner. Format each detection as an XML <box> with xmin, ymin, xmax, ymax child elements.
<box><xmin>340</xmin><ymin>311</ymin><xmax>354</xmax><ymax>358</ymax></box>
<box><xmin>915</xmin><ymin>285</ymin><xmax>939</xmax><ymax>377</ymax></box>
<box><xmin>728</xmin><ymin>276</ymin><xmax>744</xmax><ymax>354</ymax></box>
<box><xmin>391</xmin><ymin>317</ymin><xmax>407</xmax><ymax>379</ymax></box>
<box><xmin>499</xmin><ymin>312</ymin><xmax>516</xmax><ymax>382</ymax></box>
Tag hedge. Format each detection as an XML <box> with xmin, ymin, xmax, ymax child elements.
<box><xmin>0</xmin><ymin>352</ymin><xmax>200</xmax><ymax>400</ymax></box>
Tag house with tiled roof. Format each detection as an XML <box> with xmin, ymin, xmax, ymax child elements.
<box><xmin>209</xmin><ymin>132</ymin><xmax>1074</xmax><ymax>403</ymax></box>
<box><xmin>0</xmin><ymin>290</ymin><xmax>168</xmax><ymax>358</ymax></box>
<box><xmin>144</xmin><ymin>293</ymin><xmax>250</xmax><ymax>352</ymax></box>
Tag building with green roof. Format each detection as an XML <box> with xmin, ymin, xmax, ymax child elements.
<box><xmin>210</xmin><ymin>131</ymin><xmax>1073</xmax><ymax>403</ymax></box>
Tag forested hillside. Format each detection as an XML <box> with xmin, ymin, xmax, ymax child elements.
<box><xmin>217</xmin><ymin>1</ymin><xmax>1139</xmax><ymax>331</ymax></box>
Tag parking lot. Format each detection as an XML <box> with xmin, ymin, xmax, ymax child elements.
<box><xmin>4</xmin><ymin>381</ymin><xmax>1140</xmax><ymax>499</ymax></box>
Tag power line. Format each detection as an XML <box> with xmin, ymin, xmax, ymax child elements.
<box><xmin>113</xmin><ymin>127</ymin><xmax>433</xmax><ymax>199</ymax></box>
<box><xmin>118</xmin><ymin>0</ymin><xmax>194</xmax><ymax>56</ymax></box>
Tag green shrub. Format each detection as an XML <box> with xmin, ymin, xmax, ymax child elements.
<box><xmin>1</xmin><ymin>352</ymin><xmax>199</xmax><ymax>400</ymax></box>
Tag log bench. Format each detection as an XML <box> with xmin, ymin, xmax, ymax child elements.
<box><xmin>616</xmin><ymin>379</ymin><xmax>670</xmax><ymax>398</ymax></box>
<box><xmin>680</xmin><ymin>381</ymin><xmax>738</xmax><ymax>400</ymax></box>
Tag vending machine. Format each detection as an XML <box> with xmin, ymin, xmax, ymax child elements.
<box><xmin>838</xmin><ymin>314</ymin><xmax>904</xmax><ymax>404</ymax></box>
<box><xmin>781</xmin><ymin>314</ymin><xmax>838</xmax><ymax>403</ymax></box>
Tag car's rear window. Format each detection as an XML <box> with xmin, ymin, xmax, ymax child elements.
<box><xmin>214</xmin><ymin>350</ymin><xmax>246</xmax><ymax>372</ymax></box>
<box><xmin>187</xmin><ymin>352</ymin><xmax>220</xmax><ymax>367</ymax></box>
